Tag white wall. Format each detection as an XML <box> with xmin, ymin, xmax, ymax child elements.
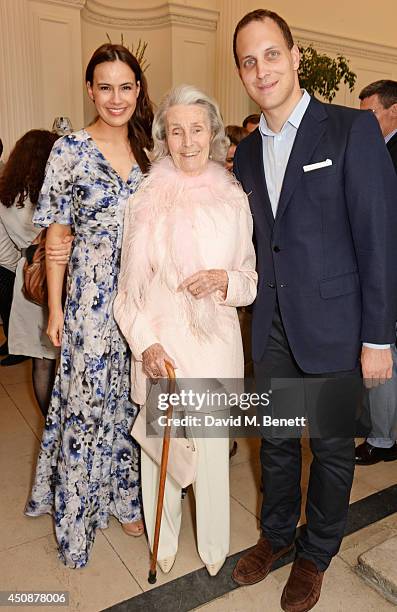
<box><xmin>1</xmin><ymin>0</ymin><xmax>396</xmax><ymax>157</ymax></box>
<box><xmin>81</xmin><ymin>0</ymin><xmax>219</xmax><ymax>124</ymax></box>
<box><xmin>213</xmin><ymin>0</ymin><xmax>397</xmax><ymax>123</ymax></box>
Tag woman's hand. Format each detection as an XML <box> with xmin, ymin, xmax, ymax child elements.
<box><xmin>46</xmin><ymin>234</ymin><xmax>74</xmax><ymax>265</ymax></box>
<box><xmin>142</xmin><ymin>343</ymin><xmax>176</xmax><ymax>378</ymax></box>
<box><xmin>179</xmin><ymin>269</ymin><xmax>228</xmax><ymax>300</ymax></box>
<box><xmin>47</xmin><ymin>309</ymin><xmax>64</xmax><ymax>347</ymax></box>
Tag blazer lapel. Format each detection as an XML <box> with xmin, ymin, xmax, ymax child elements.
<box><xmin>249</xmin><ymin>130</ymin><xmax>274</xmax><ymax>230</ymax></box>
<box><xmin>275</xmin><ymin>98</ymin><xmax>328</xmax><ymax>224</ymax></box>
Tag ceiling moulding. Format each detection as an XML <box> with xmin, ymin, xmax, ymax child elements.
<box><xmin>29</xmin><ymin>0</ymin><xmax>86</xmax><ymax>7</ymax></box>
<box><xmin>82</xmin><ymin>0</ymin><xmax>219</xmax><ymax>31</ymax></box>
<box><xmin>294</xmin><ymin>26</ymin><xmax>397</xmax><ymax>65</ymax></box>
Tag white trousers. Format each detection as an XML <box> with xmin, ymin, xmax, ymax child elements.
<box><xmin>141</xmin><ymin>435</ymin><xmax>230</xmax><ymax>565</ymax></box>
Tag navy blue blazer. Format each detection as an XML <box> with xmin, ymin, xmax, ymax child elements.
<box><xmin>234</xmin><ymin>97</ymin><xmax>397</xmax><ymax>372</ymax></box>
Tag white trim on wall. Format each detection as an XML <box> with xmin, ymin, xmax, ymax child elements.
<box><xmin>82</xmin><ymin>0</ymin><xmax>219</xmax><ymax>31</ymax></box>
<box><xmin>294</xmin><ymin>26</ymin><xmax>397</xmax><ymax>65</ymax></box>
<box><xmin>34</xmin><ymin>0</ymin><xmax>86</xmax><ymax>7</ymax></box>
<box><xmin>293</xmin><ymin>26</ymin><xmax>397</xmax><ymax>107</ymax></box>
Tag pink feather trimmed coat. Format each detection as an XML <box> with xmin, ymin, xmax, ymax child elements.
<box><xmin>114</xmin><ymin>156</ymin><xmax>257</xmax><ymax>404</ymax></box>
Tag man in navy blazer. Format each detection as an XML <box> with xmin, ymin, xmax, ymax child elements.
<box><xmin>231</xmin><ymin>9</ymin><xmax>397</xmax><ymax>612</ymax></box>
<box><xmin>355</xmin><ymin>79</ymin><xmax>397</xmax><ymax>464</ymax></box>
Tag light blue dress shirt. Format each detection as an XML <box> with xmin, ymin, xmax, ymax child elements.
<box><xmin>259</xmin><ymin>89</ymin><xmax>310</xmax><ymax>217</ymax></box>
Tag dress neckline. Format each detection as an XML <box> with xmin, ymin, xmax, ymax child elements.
<box><xmin>82</xmin><ymin>128</ymin><xmax>140</xmax><ymax>185</ymax></box>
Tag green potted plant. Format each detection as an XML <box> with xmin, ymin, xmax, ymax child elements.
<box><xmin>298</xmin><ymin>45</ymin><xmax>356</xmax><ymax>102</ymax></box>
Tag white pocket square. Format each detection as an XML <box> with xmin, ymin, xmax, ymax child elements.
<box><xmin>303</xmin><ymin>159</ymin><xmax>333</xmax><ymax>172</ymax></box>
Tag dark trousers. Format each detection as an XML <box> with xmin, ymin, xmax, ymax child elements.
<box><xmin>0</xmin><ymin>265</ymin><xmax>16</xmax><ymax>344</ymax></box>
<box><xmin>255</xmin><ymin>302</ymin><xmax>359</xmax><ymax>571</ymax></box>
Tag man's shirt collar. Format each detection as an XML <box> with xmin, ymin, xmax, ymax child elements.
<box><xmin>385</xmin><ymin>128</ymin><xmax>397</xmax><ymax>144</ymax></box>
<box><xmin>259</xmin><ymin>89</ymin><xmax>311</xmax><ymax>136</ymax></box>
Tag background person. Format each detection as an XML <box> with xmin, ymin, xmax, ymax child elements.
<box><xmin>0</xmin><ymin>209</ymin><xmax>23</xmax><ymax>364</ymax></box>
<box><xmin>225</xmin><ymin>125</ymin><xmax>249</xmax><ymax>172</ymax></box>
<box><xmin>114</xmin><ymin>84</ymin><xmax>257</xmax><ymax>577</ymax></box>
<box><xmin>231</xmin><ymin>9</ymin><xmax>397</xmax><ymax>612</ymax></box>
<box><xmin>0</xmin><ymin>134</ymin><xmax>29</xmax><ymax>366</ymax></box>
<box><xmin>25</xmin><ymin>43</ymin><xmax>154</xmax><ymax>568</ymax></box>
<box><xmin>242</xmin><ymin>113</ymin><xmax>260</xmax><ymax>132</ymax></box>
<box><xmin>0</xmin><ymin>129</ymin><xmax>72</xmax><ymax>409</ymax></box>
<box><xmin>356</xmin><ymin>79</ymin><xmax>397</xmax><ymax>464</ymax></box>
<box><xmin>359</xmin><ymin>79</ymin><xmax>397</xmax><ymax>172</ymax></box>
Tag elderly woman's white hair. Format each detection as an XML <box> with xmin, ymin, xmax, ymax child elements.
<box><xmin>152</xmin><ymin>84</ymin><xmax>229</xmax><ymax>163</ymax></box>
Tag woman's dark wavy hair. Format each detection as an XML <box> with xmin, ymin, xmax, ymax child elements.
<box><xmin>0</xmin><ymin>130</ymin><xmax>58</xmax><ymax>208</ymax></box>
<box><xmin>85</xmin><ymin>43</ymin><xmax>154</xmax><ymax>173</ymax></box>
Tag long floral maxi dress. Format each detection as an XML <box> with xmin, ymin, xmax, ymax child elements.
<box><xmin>25</xmin><ymin>130</ymin><xmax>143</xmax><ymax>568</ymax></box>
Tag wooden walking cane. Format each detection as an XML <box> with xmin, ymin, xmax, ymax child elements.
<box><xmin>148</xmin><ymin>360</ymin><xmax>176</xmax><ymax>584</ymax></box>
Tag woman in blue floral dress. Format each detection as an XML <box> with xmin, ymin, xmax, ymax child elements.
<box><xmin>25</xmin><ymin>44</ymin><xmax>154</xmax><ymax>568</ymax></box>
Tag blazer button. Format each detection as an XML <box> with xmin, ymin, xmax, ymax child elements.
<box><xmin>273</xmin><ymin>245</ymin><xmax>280</xmax><ymax>252</ymax></box>
<box><xmin>267</xmin><ymin>282</ymin><xmax>275</xmax><ymax>289</ymax></box>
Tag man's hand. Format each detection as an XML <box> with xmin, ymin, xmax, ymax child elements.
<box><xmin>179</xmin><ymin>269</ymin><xmax>228</xmax><ymax>300</ymax></box>
<box><xmin>360</xmin><ymin>346</ymin><xmax>393</xmax><ymax>388</ymax></box>
<box><xmin>46</xmin><ymin>234</ymin><xmax>74</xmax><ymax>264</ymax></box>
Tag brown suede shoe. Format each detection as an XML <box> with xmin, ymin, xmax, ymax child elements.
<box><xmin>281</xmin><ymin>558</ymin><xmax>324</xmax><ymax>612</ymax></box>
<box><xmin>232</xmin><ymin>536</ymin><xmax>294</xmax><ymax>586</ymax></box>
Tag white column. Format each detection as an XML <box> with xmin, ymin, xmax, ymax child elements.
<box><xmin>0</xmin><ymin>0</ymin><xmax>37</xmax><ymax>158</ymax></box>
<box><xmin>0</xmin><ymin>0</ymin><xmax>85</xmax><ymax>159</ymax></box>
<box><xmin>214</xmin><ymin>0</ymin><xmax>250</xmax><ymax>126</ymax></box>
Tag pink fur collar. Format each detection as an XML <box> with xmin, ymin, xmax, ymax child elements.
<box><xmin>133</xmin><ymin>155</ymin><xmax>246</xmax><ymax>217</ymax></box>
<box><xmin>119</xmin><ymin>156</ymin><xmax>247</xmax><ymax>340</ymax></box>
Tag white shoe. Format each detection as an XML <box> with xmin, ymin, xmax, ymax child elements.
<box><xmin>158</xmin><ymin>554</ymin><xmax>176</xmax><ymax>574</ymax></box>
<box><xmin>206</xmin><ymin>558</ymin><xmax>226</xmax><ymax>576</ymax></box>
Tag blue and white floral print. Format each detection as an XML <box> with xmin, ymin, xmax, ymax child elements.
<box><xmin>25</xmin><ymin>130</ymin><xmax>143</xmax><ymax>568</ymax></box>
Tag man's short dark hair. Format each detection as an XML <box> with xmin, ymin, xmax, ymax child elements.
<box><xmin>233</xmin><ymin>9</ymin><xmax>294</xmax><ymax>68</ymax></box>
<box><xmin>243</xmin><ymin>114</ymin><xmax>260</xmax><ymax>128</ymax></box>
<box><xmin>225</xmin><ymin>125</ymin><xmax>249</xmax><ymax>146</ymax></box>
<box><xmin>0</xmin><ymin>138</ymin><xmax>3</xmax><ymax>158</ymax></box>
<box><xmin>359</xmin><ymin>80</ymin><xmax>397</xmax><ymax>109</ymax></box>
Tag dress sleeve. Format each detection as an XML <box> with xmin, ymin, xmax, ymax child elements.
<box><xmin>222</xmin><ymin>196</ymin><xmax>258</xmax><ymax>307</ymax></box>
<box><xmin>33</xmin><ymin>135</ymin><xmax>74</xmax><ymax>228</ymax></box>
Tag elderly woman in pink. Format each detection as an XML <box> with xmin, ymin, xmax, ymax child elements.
<box><xmin>114</xmin><ymin>84</ymin><xmax>257</xmax><ymax>577</ymax></box>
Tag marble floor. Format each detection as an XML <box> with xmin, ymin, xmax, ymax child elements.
<box><xmin>0</xmin><ymin>352</ymin><xmax>396</xmax><ymax>612</ymax></box>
